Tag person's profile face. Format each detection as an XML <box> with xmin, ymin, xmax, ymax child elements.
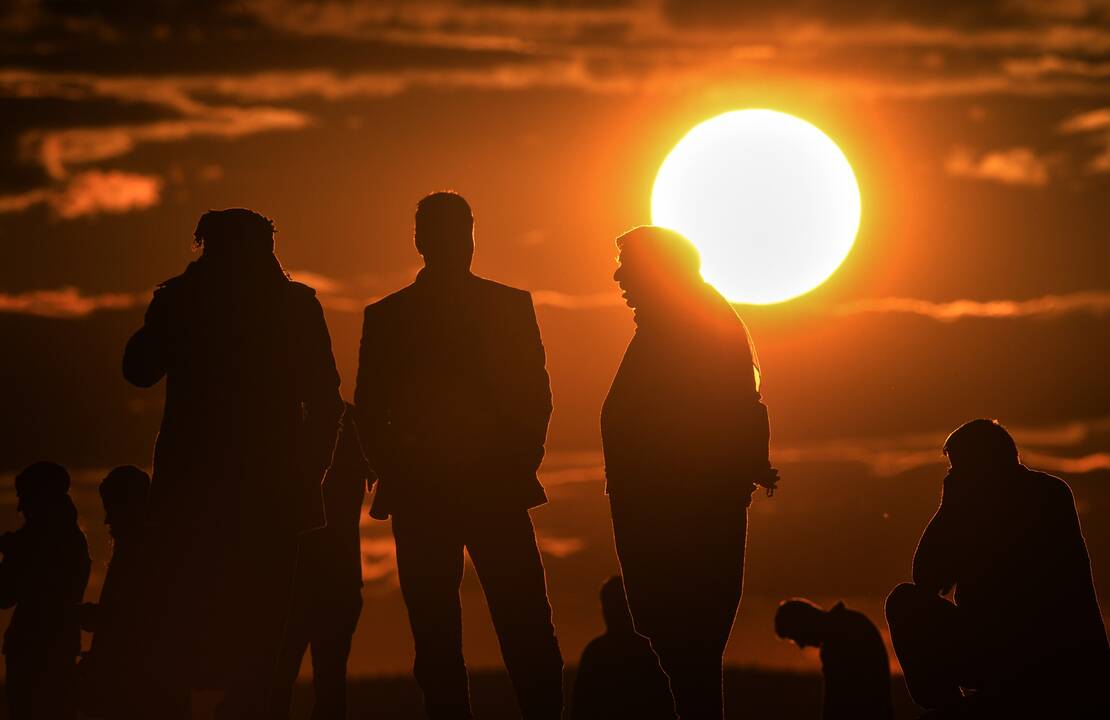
<box><xmin>614</xmin><ymin>249</ymin><xmax>656</xmax><ymax>308</ymax></box>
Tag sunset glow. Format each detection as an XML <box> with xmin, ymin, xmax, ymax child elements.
<box><xmin>652</xmin><ymin>110</ymin><xmax>861</xmax><ymax>304</ymax></box>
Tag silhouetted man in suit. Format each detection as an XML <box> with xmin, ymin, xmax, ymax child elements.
<box><xmin>886</xmin><ymin>419</ymin><xmax>1110</xmax><ymax>715</ymax></box>
<box><xmin>0</xmin><ymin>461</ymin><xmax>90</xmax><ymax>720</ymax></box>
<box><xmin>123</xmin><ymin>209</ymin><xmax>344</xmax><ymax>719</ymax></box>
<box><xmin>602</xmin><ymin>226</ymin><xmax>777</xmax><ymax>720</ymax></box>
<box><xmin>77</xmin><ymin>465</ymin><xmax>162</xmax><ymax>720</ymax></box>
<box><xmin>354</xmin><ymin>192</ymin><xmax>562</xmax><ymax>720</ymax></box>
<box><xmin>775</xmin><ymin>598</ymin><xmax>894</xmax><ymax>720</ymax></box>
<box><xmin>272</xmin><ymin>404</ymin><xmax>371</xmax><ymax>720</ymax></box>
<box><xmin>571</xmin><ymin>576</ymin><xmax>675</xmax><ymax>720</ymax></box>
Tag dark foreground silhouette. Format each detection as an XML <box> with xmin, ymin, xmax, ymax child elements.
<box><xmin>77</xmin><ymin>466</ymin><xmax>163</xmax><ymax>719</ymax></box>
<box><xmin>886</xmin><ymin>419</ymin><xmax>1110</xmax><ymax>716</ymax></box>
<box><xmin>0</xmin><ymin>462</ymin><xmax>90</xmax><ymax>720</ymax></box>
<box><xmin>775</xmin><ymin>598</ymin><xmax>894</xmax><ymax>720</ymax></box>
<box><xmin>272</xmin><ymin>405</ymin><xmax>371</xmax><ymax>720</ymax></box>
<box><xmin>353</xmin><ymin>192</ymin><xmax>563</xmax><ymax>719</ymax></box>
<box><xmin>571</xmin><ymin>576</ymin><xmax>674</xmax><ymax>720</ymax></box>
<box><xmin>602</xmin><ymin>226</ymin><xmax>777</xmax><ymax>720</ymax></box>
<box><xmin>123</xmin><ymin>209</ymin><xmax>344</xmax><ymax>718</ymax></box>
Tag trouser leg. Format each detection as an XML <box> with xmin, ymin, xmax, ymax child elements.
<box><xmin>610</xmin><ymin>495</ymin><xmax>747</xmax><ymax>720</ymax></box>
<box><xmin>466</xmin><ymin>510</ymin><xmax>564</xmax><ymax>720</ymax></box>
<box><xmin>309</xmin><ymin>592</ymin><xmax>362</xmax><ymax>720</ymax></box>
<box><xmin>392</xmin><ymin>514</ymin><xmax>470</xmax><ymax>720</ymax></box>
<box><xmin>271</xmin><ymin>611</ymin><xmax>311</xmax><ymax>720</ymax></box>
<box><xmin>885</xmin><ymin>583</ymin><xmax>966</xmax><ymax>710</ymax></box>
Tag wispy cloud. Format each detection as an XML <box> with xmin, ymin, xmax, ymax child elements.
<box><xmin>531</xmin><ymin>290</ymin><xmax>624</xmax><ymax>310</ymax></box>
<box><xmin>1059</xmin><ymin>106</ymin><xmax>1110</xmax><ymax>171</ymax></box>
<box><xmin>838</xmin><ymin>291</ymin><xmax>1110</xmax><ymax>320</ymax></box>
<box><xmin>0</xmin><ymin>286</ymin><xmax>147</xmax><ymax>318</ymax></box>
<box><xmin>0</xmin><ymin>170</ymin><xmax>162</xmax><ymax>219</ymax></box>
<box><xmin>944</xmin><ymin>146</ymin><xmax>1051</xmax><ymax>185</ymax></box>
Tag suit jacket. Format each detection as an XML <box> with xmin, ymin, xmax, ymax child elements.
<box><xmin>123</xmin><ymin>259</ymin><xmax>344</xmax><ymax>533</ymax></box>
<box><xmin>354</xmin><ymin>268</ymin><xmax>552</xmax><ymax>518</ymax></box>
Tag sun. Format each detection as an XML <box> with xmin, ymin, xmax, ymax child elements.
<box><xmin>651</xmin><ymin>109</ymin><xmax>861</xmax><ymax>304</ymax></box>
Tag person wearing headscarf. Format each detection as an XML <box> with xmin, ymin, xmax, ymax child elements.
<box><xmin>601</xmin><ymin>226</ymin><xmax>777</xmax><ymax>720</ymax></box>
<box><xmin>123</xmin><ymin>209</ymin><xmax>344</xmax><ymax>718</ymax></box>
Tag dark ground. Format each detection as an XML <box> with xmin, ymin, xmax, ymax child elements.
<box><xmin>0</xmin><ymin>666</ymin><xmax>921</xmax><ymax>718</ymax></box>
<box><xmin>282</xmin><ymin>667</ymin><xmax>921</xmax><ymax>719</ymax></box>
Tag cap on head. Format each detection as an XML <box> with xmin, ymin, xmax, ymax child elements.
<box><xmin>774</xmin><ymin>598</ymin><xmax>824</xmax><ymax>643</ymax></box>
<box><xmin>943</xmin><ymin>419</ymin><xmax>1019</xmax><ymax>471</ymax></box>
<box><xmin>616</xmin><ymin>225</ymin><xmax>702</xmax><ymax>278</ymax></box>
<box><xmin>414</xmin><ymin>192</ymin><xmax>474</xmax><ymax>269</ymax></box>
<box><xmin>194</xmin><ymin>208</ymin><xmax>276</xmax><ymax>259</ymax></box>
<box><xmin>99</xmin><ymin>465</ymin><xmax>151</xmax><ymax>509</ymax></box>
<box><xmin>15</xmin><ymin>461</ymin><xmax>70</xmax><ymax>501</ymax></box>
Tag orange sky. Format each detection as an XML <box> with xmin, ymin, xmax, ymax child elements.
<box><xmin>1</xmin><ymin>0</ymin><xmax>1109</xmax><ymax>676</ymax></box>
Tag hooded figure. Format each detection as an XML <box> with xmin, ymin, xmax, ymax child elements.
<box><xmin>571</xmin><ymin>576</ymin><xmax>675</xmax><ymax>720</ymax></box>
<box><xmin>123</xmin><ymin>209</ymin><xmax>344</xmax><ymax>718</ymax></box>
<box><xmin>601</xmin><ymin>226</ymin><xmax>776</xmax><ymax>720</ymax></box>
<box><xmin>0</xmin><ymin>461</ymin><xmax>91</xmax><ymax>720</ymax></box>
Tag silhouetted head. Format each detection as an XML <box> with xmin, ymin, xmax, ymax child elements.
<box><xmin>414</xmin><ymin>192</ymin><xmax>474</xmax><ymax>272</ymax></box>
<box><xmin>14</xmin><ymin>461</ymin><xmax>73</xmax><ymax>525</ymax></box>
<box><xmin>943</xmin><ymin>419</ymin><xmax>1019</xmax><ymax>474</ymax></box>
<box><xmin>775</xmin><ymin>598</ymin><xmax>828</xmax><ymax>649</ymax></box>
<box><xmin>99</xmin><ymin>466</ymin><xmax>150</xmax><ymax>540</ymax></box>
<box><xmin>193</xmin><ymin>208</ymin><xmax>286</xmax><ymax>274</ymax></box>
<box><xmin>599</xmin><ymin>575</ymin><xmax>636</xmax><ymax>634</ymax></box>
<box><xmin>613</xmin><ymin>226</ymin><xmax>702</xmax><ymax>310</ymax></box>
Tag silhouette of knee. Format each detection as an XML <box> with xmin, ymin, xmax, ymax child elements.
<box><xmin>885</xmin><ymin>583</ymin><xmax>925</xmax><ymax>626</ymax></box>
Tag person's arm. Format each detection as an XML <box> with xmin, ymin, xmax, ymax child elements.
<box><xmin>912</xmin><ymin>473</ymin><xmax>962</xmax><ymax>595</ymax></box>
<box><xmin>122</xmin><ymin>287</ymin><xmax>171</xmax><ymax>388</ymax></box>
<box><xmin>499</xmin><ymin>293</ymin><xmax>553</xmax><ymax>475</ymax></box>
<box><xmin>353</xmin><ymin>303</ymin><xmax>394</xmax><ymax>478</ymax></box>
<box><xmin>297</xmin><ymin>292</ymin><xmax>345</xmax><ymax>486</ymax></box>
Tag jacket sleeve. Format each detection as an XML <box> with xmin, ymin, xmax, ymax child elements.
<box><xmin>353</xmin><ymin>304</ymin><xmax>390</xmax><ymax>476</ymax></box>
<box><xmin>297</xmin><ymin>293</ymin><xmax>344</xmax><ymax>483</ymax></box>
<box><xmin>498</xmin><ymin>292</ymin><xmax>553</xmax><ymax>475</ymax></box>
<box><xmin>122</xmin><ymin>288</ymin><xmax>171</xmax><ymax>388</ymax></box>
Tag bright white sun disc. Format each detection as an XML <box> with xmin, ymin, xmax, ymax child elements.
<box><xmin>651</xmin><ymin>109</ymin><xmax>861</xmax><ymax>304</ymax></box>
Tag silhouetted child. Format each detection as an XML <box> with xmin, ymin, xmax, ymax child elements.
<box><xmin>886</xmin><ymin>419</ymin><xmax>1110</xmax><ymax>715</ymax></box>
<box><xmin>77</xmin><ymin>465</ymin><xmax>166</xmax><ymax>719</ymax></box>
<box><xmin>775</xmin><ymin>598</ymin><xmax>893</xmax><ymax>720</ymax></box>
<box><xmin>571</xmin><ymin>576</ymin><xmax>675</xmax><ymax>720</ymax></box>
<box><xmin>0</xmin><ymin>461</ymin><xmax>91</xmax><ymax>719</ymax></box>
<box><xmin>272</xmin><ymin>405</ymin><xmax>370</xmax><ymax>720</ymax></box>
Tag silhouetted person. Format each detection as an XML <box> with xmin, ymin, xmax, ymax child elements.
<box><xmin>77</xmin><ymin>465</ymin><xmax>166</xmax><ymax>719</ymax></box>
<box><xmin>272</xmin><ymin>404</ymin><xmax>371</xmax><ymax>720</ymax></box>
<box><xmin>571</xmin><ymin>576</ymin><xmax>675</xmax><ymax>720</ymax></box>
<box><xmin>353</xmin><ymin>192</ymin><xmax>562</xmax><ymax>719</ymax></box>
<box><xmin>601</xmin><ymin>226</ymin><xmax>777</xmax><ymax>720</ymax></box>
<box><xmin>886</xmin><ymin>419</ymin><xmax>1110</xmax><ymax>715</ymax></box>
<box><xmin>0</xmin><ymin>462</ymin><xmax>91</xmax><ymax>719</ymax></box>
<box><xmin>123</xmin><ymin>209</ymin><xmax>344</xmax><ymax>719</ymax></box>
<box><xmin>775</xmin><ymin>598</ymin><xmax>894</xmax><ymax>720</ymax></box>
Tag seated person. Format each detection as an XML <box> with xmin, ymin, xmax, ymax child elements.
<box><xmin>571</xmin><ymin>576</ymin><xmax>675</xmax><ymax>720</ymax></box>
<box><xmin>886</xmin><ymin>419</ymin><xmax>1110</xmax><ymax>714</ymax></box>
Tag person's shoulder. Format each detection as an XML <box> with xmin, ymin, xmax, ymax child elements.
<box><xmin>364</xmin><ymin>283</ymin><xmax>419</xmax><ymax>317</ymax></box>
<box><xmin>1025</xmin><ymin>467</ymin><xmax>1075</xmax><ymax>504</ymax></box>
<box><xmin>472</xmin><ymin>274</ymin><xmax>532</xmax><ymax>303</ymax></box>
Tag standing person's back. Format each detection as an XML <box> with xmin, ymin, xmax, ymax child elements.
<box><xmin>571</xmin><ymin>576</ymin><xmax>675</xmax><ymax>720</ymax></box>
<box><xmin>354</xmin><ymin>192</ymin><xmax>562</xmax><ymax>720</ymax></box>
<box><xmin>0</xmin><ymin>462</ymin><xmax>91</xmax><ymax>720</ymax></box>
<box><xmin>123</xmin><ymin>209</ymin><xmax>344</xmax><ymax>718</ymax></box>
